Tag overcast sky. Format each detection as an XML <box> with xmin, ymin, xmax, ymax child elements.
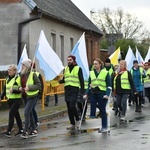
<box><xmin>71</xmin><ymin>0</ymin><xmax>150</xmax><ymax>30</ymax></box>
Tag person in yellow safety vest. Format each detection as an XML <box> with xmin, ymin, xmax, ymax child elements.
<box><xmin>31</xmin><ymin>63</ymin><xmax>44</xmax><ymax>127</ymax></box>
<box><xmin>113</xmin><ymin>60</ymin><xmax>136</xmax><ymax>121</ymax></box>
<box><xmin>143</xmin><ymin>62</ymin><xmax>150</xmax><ymax>103</ymax></box>
<box><xmin>104</xmin><ymin>58</ymin><xmax>114</xmax><ymax>78</ymax></box>
<box><xmin>84</xmin><ymin>58</ymin><xmax>111</xmax><ymax>133</ymax></box>
<box><xmin>44</xmin><ymin>79</ymin><xmax>59</xmax><ymax>106</ymax></box>
<box><xmin>130</xmin><ymin>60</ymin><xmax>146</xmax><ymax>112</ymax></box>
<box><xmin>18</xmin><ymin>59</ymin><xmax>41</xmax><ymax>139</ymax></box>
<box><xmin>1</xmin><ymin>64</ymin><xmax>23</xmax><ymax>138</ymax></box>
<box><xmin>59</xmin><ymin>55</ymin><xmax>84</xmax><ymax>130</ymax></box>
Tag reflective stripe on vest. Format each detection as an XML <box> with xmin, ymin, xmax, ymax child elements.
<box><xmin>64</xmin><ymin>66</ymin><xmax>80</xmax><ymax>87</ymax></box>
<box><xmin>6</xmin><ymin>76</ymin><xmax>21</xmax><ymax>99</ymax></box>
<box><xmin>84</xmin><ymin>80</ymin><xmax>88</xmax><ymax>90</ymax></box>
<box><xmin>114</xmin><ymin>71</ymin><xmax>130</xmax><ymax>89</ymax></box>
<box><xmin>130</xmin><ymin>67</ymin><xmax>143</xmax><ymax>83</ymax></box>
<box><xmin>35</xmin><ymin>72</ymin><xmax>40</xmax><ymax>77</ymax></box>
<box><xmin>90</xmin><ymin>69</ymin><xmax>108</xmax><ymax>91</ymax></box>
<box><xmin>144</xmin><ymin>68</ymin><xmax>150</xmax><ymax>83</ymax></box>
<box><xmin>26</xmin><ymin>72</ymin><xmax>39</xmax><ymax>96</ymax></box>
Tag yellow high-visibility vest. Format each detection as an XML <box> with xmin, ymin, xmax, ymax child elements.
<box><xmin>64</xmin><ymin>66</ymin><xmax>80</xmax><ymax>87</ymax></box>
<box><xmin>90</xmin><ymin>69</ymin><xmax>108</xmax><ymax>91</ymax></box>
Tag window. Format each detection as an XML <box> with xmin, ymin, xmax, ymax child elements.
<box><xmin>70</xmin><ymin>38</ymin><xmax>74</xmax><ymax>52</ymax></box>
<box><xmin>51</xmin><ymin>33</ymin><xmax>56</xmax><ymax>51</ymax></box>
<box><xmin>60</xmin><ymin>35</ymin><xmax>64</xmax><ymax>63</ymax></box>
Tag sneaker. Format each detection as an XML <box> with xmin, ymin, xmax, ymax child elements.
<box><xmin>98</xmin><ymin>128</ymin><xmax>107</xmax><ymax>133</ymax></box>
<box><xmin>120</xmin><ymin>116</ymin><xmax>126</xmax><ymax>121</ymax></box>
<box><xmin>14</xmin><ymin>130</ymin><xmax>24</xmax><ymax>136</ymax></box>
<box><xmin>66</xmin><ymin>124</ymin><xmax>75</xmax><ymax>130</ymax></box>
<box><xmin>20</xmin><ymin>132</ymin><xmax>28</xmax><ymax>139</ymax></box>
<box><xmin>35</xmin><ymin>121</ymin><xmax>40</xmax><ymax>128</ymax></box>
<box><xmin>3</xmin><ymin>131</ymin><xmax>11</xmax><ymax>138</ymax></box>
<box><xmin>76</xmin><ymin>120</ymin><xmax>80</xmax><ymax>129</ymax></box>
<box><xmin>141</xmin><ymin>104</ymin><xmax>145</xmax><ymax>107</ymax></box>
<box><xmin>28</xmin><ymin>130</ymin><xmax>38</xmax><ymax>137</ymax></box>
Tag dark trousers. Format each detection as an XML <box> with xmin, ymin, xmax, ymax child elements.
<box><xmin>7</xmin><ymin>100</ymin><xmax>23</xmax><ymax>132</ymax></box>
<box><xmin>134</xmin><ymin>91</ymin><xmax>143</xmax><ymax>106</ymax></box>
<box><xmin>32</xmin><ymin>97</ymin><xmax>38</xmax><ymax>124</ymax></box>
<box><xmin>77</xmin><ymin>101</ymin><xmax>87</xmax><ymax>119</ymax></box>
<box><xmin>90</xmin><ymin>93</ymin><xmax>108</xmax><ymax>129</ymax></box>
<box><xmin>128</xmin><ymin>90</ymin><xmax>135</xmax><ymax>104</ymax></box>
<box><xmin>66</xmin><ymin>101</ymin><xmax>79</xmax><ymax>125</ymax></box>
<box><xmin>24</xmin><ymin>97</ymin><xmax>37</xmax><ymax>132</ymax></box>
<box><xmin>145</xmin><ymin>88</ymin><xmax>150</xmax><ymax>102</ymax></box>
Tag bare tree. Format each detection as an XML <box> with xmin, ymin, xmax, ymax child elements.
<box><xmin>92</xmin><ymin>7</ymin><xmax>150</xmax><ymax>41</ymax></box>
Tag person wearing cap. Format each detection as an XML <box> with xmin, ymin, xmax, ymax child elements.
<box><xmin>19</xmin><ymin>59</ymin><xmax>41</xmax><ymax>139</ymax></box>
<box><xmin>113</xmin><ymin>60</ymin><xmax>136</xmax><ymax>121</ymax></box>
<box><xmin>104</xmin><ymin>58</ymin><xmax>114</xmax><ymax>77</ymax></box>
<box><xmin>1</xmin><ymin>64</ymin><xmax>23</xmax><ymax>138</ymax></box>
<box><xmin>143</xmin><ymin>62</ymin><xmax>150</xmax><ymax>103</ymax></box>
<box><xmin>59</xmin><ymin>55</ymin><xmax>84</xmax><ymax>130</ymax></box>
<box><xmin>130</xmin><ymin>60</ymin><xmax>146</xmax><ymax>112</ymax></box>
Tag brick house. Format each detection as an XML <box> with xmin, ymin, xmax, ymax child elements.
<box><xmin>0</xmin><ymin>0</ymin><xmax>103</xmax><ymax>68</ymax></box>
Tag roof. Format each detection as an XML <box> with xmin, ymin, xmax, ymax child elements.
<box><xmin>33</xmin><ymin>0</ymin><xmax>103</xmax><ymax>35</ymax></box>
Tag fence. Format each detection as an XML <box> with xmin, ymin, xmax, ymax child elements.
<box><xmin>0</xmin><ymin>74</ymin><xmax>64</xmax><ymax>110</ymax></box>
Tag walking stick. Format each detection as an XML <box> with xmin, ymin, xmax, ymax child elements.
<box><xmin>78</xmin><ymin>97</ymin><xmax>87</xmax><ymax>132</ymax></box>
<box><xmin>107</xmin><ymin>90</ymin><xmax>112</xmax><ymax>135</ymax></box>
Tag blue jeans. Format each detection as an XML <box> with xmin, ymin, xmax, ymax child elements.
<box><xmin>116</xmin><ymin>93</ymin><xmax>128</xmax><ymax>116</ymax></box>
<box><xmin>24</xmin><ymin>97</ymin><xmax>37</xmax><ymax>132</ymax></box>
<box><xmin>32</xmin><ymin>96</ymin><xmax>39</xmax><ymax>124</ymax></box>
<box><xmin>45</xmin><ymin>94</ymin><xmax>58</xmax><ymax>104</ymax></box>
<box><xmin>90</xmin><ymin>93</ymin><xmax>108</xmax><ymax>129</ymax></box>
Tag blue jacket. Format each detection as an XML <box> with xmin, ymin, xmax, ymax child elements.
<box><xmin>130</xmin><ymin>67</ymin><xmax>146</xmax><ymax>92</ymax></box>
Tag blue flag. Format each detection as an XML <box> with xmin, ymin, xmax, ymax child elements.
<box><xmin>125</xmin><ymin>46</ymin><xmax>136</xmax><ymax>71</ymax></box>
<box><xmin>135</xmin><ymin>46</ymin><xmax>144</xmax><ymax>64</ymax></box>
<box><xmin>71</xmin><ymin>33</ymin><xmax>89</xmax><ymax>80</ymax></box>
<box><xmin>17</xmin><ymin>44</ymin><xmax>28</xmax><ymax>73</ymax></box>
<box><xmin>35</xmin><ymin>30</ymin><xmax>64</xmax><ymax>81</ymax></box>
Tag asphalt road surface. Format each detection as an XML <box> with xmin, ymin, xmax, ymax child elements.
<box><xmin>1</xmin><ymin>101</ymin><xmax>150</xmax><ymax>150</ymax></box>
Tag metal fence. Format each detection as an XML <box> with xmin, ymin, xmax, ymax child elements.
<box><xmin>0</xmin><ymin>74</ymin><xmax>64</xmax><ymax>110</ymax></box>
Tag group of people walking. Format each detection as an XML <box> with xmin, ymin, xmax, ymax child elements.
<box><xmin>1</xmin><ymin>59</ymin><xmax>41</xmax><ymax>139</ymax></box>
<box><xmin>61</xmin><ymin>55</ymin><xmax>150</xmax><ymax>134</ymax></box>
<box><xmin>1</xmin><ymin>54</ymin><xmax>150</xmax><ymax>138</ymax></box>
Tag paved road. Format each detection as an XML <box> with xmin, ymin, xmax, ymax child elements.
<box><xmin>0</xmin><ymin>99</ymin><xmax>150</xmax><ymax>150</ymax></box>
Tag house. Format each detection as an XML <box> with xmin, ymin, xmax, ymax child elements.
<box><xmin>0</xmin><ymin>0</ymin><xmax>103</xmax><ymax>68</ymax></box>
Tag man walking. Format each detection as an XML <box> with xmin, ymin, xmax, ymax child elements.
<box><xmin>59</xmin><ymin>55</ymin><xmax>84</xmax><ymax>130</ymax></box>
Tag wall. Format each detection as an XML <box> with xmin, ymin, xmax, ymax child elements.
<box><xmin>28</xmin><ymin>17</ymin><xmax>83</xmax><ymax>67</ymax></box>
<box><xmin>0</xmin><ymin>1</ymin><xmax>30</xmax><ymax>65</ymax></box>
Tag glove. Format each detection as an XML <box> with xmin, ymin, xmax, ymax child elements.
<box><xmin>103</xmin><ymin>95</ymin><xmax>108</xmax><ymax>99</ymax></box>
<box><xmin>134</xmin><ymin>92</ymin><xmax>139</xmax><ymax>96</ymax></box>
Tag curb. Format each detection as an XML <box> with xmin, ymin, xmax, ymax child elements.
<box><xmin>0</xmin><ymin>109</ymin><xmax>67</xmax><ymax>132</ymax></box>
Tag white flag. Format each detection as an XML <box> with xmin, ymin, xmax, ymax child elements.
<box><xmin>17</xmin><ymin>44</ymin><xmax>28</xmax><ymax>73</ymax></box>
<box><xmin>35</xmin><ymin>30</ymin><xmax>64</xmax><ymax>81</ymax></box>
<box><xmin>125</xmin><ymin>46</ymin><xmax>136</xmax><ymax>71</ymax></box>
<box><xmin>135</xmin><ymin>46</ymin><xmax>144</xmax><ymax>64</ymax></box>
<box><xmin>145</xmin><ymin>46</ymin><xmax>150</xmax><ymax>62</ymax></box>
<box><xmin>71</xmin><ymin>32</ymin><xmax>89</xmax><ymax>80</ymax></box>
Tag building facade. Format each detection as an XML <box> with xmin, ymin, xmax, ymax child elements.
<box><xmin>0</xmin><ymin>0</ymin><xmax>103</xmax><ymax>69</ymax></box>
